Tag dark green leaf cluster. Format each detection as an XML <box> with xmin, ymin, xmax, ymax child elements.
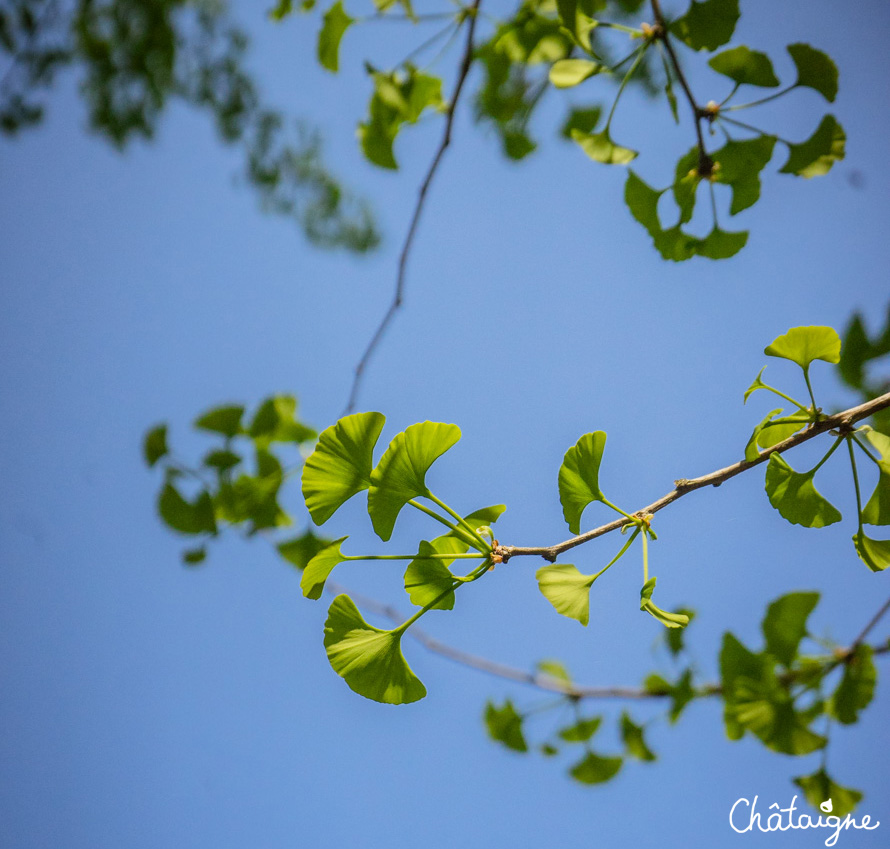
<box><xmin>839</xmin><ymin>306</ymin><xmax>890</xmax><ymax>436</ymax></box>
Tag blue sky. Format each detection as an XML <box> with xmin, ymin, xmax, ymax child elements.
<box><xmin>1</xmin><ymin>1</ymin><xmax>889</xmax><ymax>846</ymax></box>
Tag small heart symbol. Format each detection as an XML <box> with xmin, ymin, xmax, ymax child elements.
<box><xmin>820</xmin><ymin>799</ymin><xmax>833</xmax><ymax>814</ymax></box>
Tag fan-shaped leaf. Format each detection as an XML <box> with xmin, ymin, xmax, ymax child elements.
<box><xmin>794</xmin><ymin>769</ymin><xmax>862</xmax><ymax>819</ymax></box>
<box><xmin>852</xmin><ymin>529</ymin><xmax>890</xmax><ymax>572</ymax></box>
<box><xmin>301</xmin><ymin>536</ymin><xmax>349</xmax><ymax>599</ymax></box>
<box><xmin>780</xmin><ymin>115</ymin><xmax>845</xmax><ymax>178</ymax></box>
<box><xmin>788</xmin><ymin>43</ymin><xmax>838</xmax><ymax>102</ymax></box>
<box><xmin>569</xmin><ymin>751</ymin><xmax>623</xmax><ymax>784</ymax></box>
<box><xmin>549</xmin><ymin>58</ymin><xmax>601</xmax><ymax>88</ymax></box>
<box><xmin>404</xmin><ymin>539</ymin><xmax>459</xmax><ymax>610</ymax></box>
<box><xmin>484</xmin><ymin>700</ymin><xmax>527</xmax><ymax>752</ymax></box>
<box><xmin>143</xmin><ymin>424</ymin><xmax>168</xmax><ymax>467</ymax></box>
<box><xmin>536</xmin><ymin>562</ymin><xmax>596</xmax><ymax>625</ymax></box>
<box><xmin>761</xmin><ymin>591</ymin><xmax>819</xmax><ymax>666</ymax></box>
<box><xmin>621</xmin><ymin>712</ymin><xmax>657</xmax><ymax>761</ymax></box>
<box><xmin>670</xmin><ymin>0</ymin><xmax>739</xmax><ymax>52</ymax></box>
<box><xmin>559</xmin><ymin>716</ymin><xmax>602</xmax><ymax>742</ymax></box>
<box><xmin>317</xmin><ymin>1</ymin><xmax>353</xmax><ymax>72</ymax></box>
<box><xmin>571</xmin><ymin>127</ymin><xmax>637</xmax><ymax>164</ymax></box>
<box><xmin>194</xmin><ymin>405</ymin><xmax>244</xmax><ymax>438</ymax></box>
<box><xmin>829</xmin><ymin>644</ymin><xmax>876</xmax><ymax>725</ymax></box>
<box><xmin>765</xmin><ymin>325</ymin><xmax>841</xmax><ymax>369</ymax></box>
<box><xmin>765</xmin><ymin>454</ymin><xmax>841</xmax><ymax>528</ymax></box>
<box><xmin>559</xmin><ymin>431</ymin><xmax>607</xmax><ymax>533</ymax></box>
<box><xmin>708</xmin><ymin>46</ymin><xmax>779</xmax><ymax>87</ymax></box>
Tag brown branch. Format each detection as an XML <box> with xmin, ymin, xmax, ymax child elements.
<box><xmin>500</xmin><ymin>391</ymin><xmax>890</xmax><ymax>562</ymax></box>
<box><xmin>344</xmin><ymin>0</ymin><xmax>482</xmax><ymax>414</ymax></box>
<box><xmin>649</xmin><ymin>0</ymin><xmax>712</xmax><ymax>174</ymax></box>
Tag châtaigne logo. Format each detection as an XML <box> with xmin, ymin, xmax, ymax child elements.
<box><xmin>729</xmin><ymin>796</ymin><xmax>880</xmax><ymax>846</ymax></box>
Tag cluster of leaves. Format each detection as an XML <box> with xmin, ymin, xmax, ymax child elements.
<box><xmin>743</xmin><ymin>326</ymin><xmax>890</xmax><ymax>573</ymax></box>
<box><xmin>485</xmin><ymin>591</ymin><xmax>883</xmax><ymax>817</ymax></box>
<box><xmin>0</xmin><ymin>0</ymin><xmax>378</xmax><ymax>250</ymax></box>
<box><xmin>144</xmin><ymin>395</ymin><xmax>322</xmax><ymax>565</ymax></box>
<box><xmin>273</xmin><ymin>0</ymin><xmax>842</xmax><ymax>260</ymax></box>
<box><xmin>839</xmin><ymin>305</ymin><xmax>890</xmax><ymax>437</ymax></box>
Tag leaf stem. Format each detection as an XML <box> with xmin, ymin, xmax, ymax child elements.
<box><xmin>343</xmin><ymin>552</ymin><xmax>485</xmax><ymax>561</ymax></box>
<box><xmin>723</xmin><ymin>83</ymin><xmax>798</xmax><ymax>112</ymax></box>
<box><xmin>758</xmin><ymin>382</ymin><xmax>809</xmax><ymax>412</ymax></box>
<box><xmin>803</xmin><ymin>366</ymin><xmax>818</xmax><ymax>413</ymax></box>
<box><xmin>425</xmin><ymin>491</ymin><xmax>492</xmax><ymax>551</ymax></box>
<box><xmin>852</xmin><ymin>434</ymin><xmax>882</xmax><ymax>467</ymax></box>
<box><xmin>602</xmin><ymin>497</ymin><xmax>635</xmax><ymax>521</ymax></box>
<box><xmin>606</xmin><ymin>44</ymin><xmax>647</xmax><ymax>129</ymax></box>
<box><xmin>847</xmin><ymin>436</ymin><xmax>864</xmax><ymax>530</ymax></box>
<box><xmin>594</xmin><ymin>527</ymin><xmax>641</xmax><ymax>581</ymax></box>
<box><xmin>809</xmin><ymin>435</ymin><xmax>843</xmax><ymax>475</ymax></box>
<box><xmin>408</xmin><ymin>497</ymin><xmax>480</xmax><ymax>548</ymax></box>
<box><xmin>641</xmin><ymin>527</ymin><xmax>650</xmax><ymax>584</ymax></box>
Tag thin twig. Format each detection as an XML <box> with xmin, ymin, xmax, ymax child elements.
<box><xmin>851</xmin><ymin>594</ymin><xmax>890</xmax><ymax>650</ymax></box>
<box><xmin>500</xmin><ymin>391</ymin><xmax>890</xmax><ymax>562</ymax></box>
<box><xmin>344</xmin><ymin>0</ymin><xmax>482</xmax><ymax>413</ymax></box>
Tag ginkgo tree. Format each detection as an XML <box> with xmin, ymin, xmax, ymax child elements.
<box><xmin>128</xmin><ymin>0</ymin><xmax>890</xmax><ymax>822</ymax></box>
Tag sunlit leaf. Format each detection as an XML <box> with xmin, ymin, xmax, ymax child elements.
<box><xmin>862</xmin><ymin>464</ymin><xmax>890</xmax><ymax>525</ymax></box>
<box><xmin>195</xmin><ymin>405</ymin><xmax>244</xmax><ymax>438</ymax></box>
<box><xmin>537</xmin><ymin>659</ymin><xmax>572</xmax><ymax>685</ymax></box>
<box><xmin>558</xmin><ymin>430</ymin><xmax>607</xmax><ymax>533</ymax></box>
<box><xmin>743</xmin><ymin>367</ymin><xmax>769</xmax><ymax>404</ymax></box>
<box><xmin>794</xmin><ymin>769</ymin><xmax>862</xmax><ymax>818</ymax></box>
<box><xmin>569</xmin><ymin>751</ymin><xmax>623</xmax><ymax>784</ymax></box>
<box><xmin>549</xmin><ymin>58</ymin><xmax>601</xmax><ymax>88</ymax></box>
<box><xmin>536</xmin><ymin>562</ymin><xmax>595</xmax><ymax>625</ymax></box>
<box><xmin>720</xmin><ymin>632</ymin><xmax>765</xmax><ymax>740</ymax></box>
<box><xmin>277</xmin><ymin>529</ymin><xmax>333</xmax><ymax>570</ymax></box>
<box><xmin>780</xmin><ymin>115</ymin><xmax>845</xmax><ymax>178</ymax></box>
<box><xmin>640</xmin><ymin>577</ymin><xmax>690</xmax><ymax>629</ymax></box>
<box><xmin>761</xmin><ymin>591</ymin><xmax>819</xmax><ymax>666</ymax></box>
<box><xmin>764</xmin><ymin>454</ymin><xmax>841</xmax><ymax>528</ymax></box>
<box><xmin>368</xmin><ymin>421</ymin><xmax>461</xmax><ymax>541</ymax></box>
<box><xmin>301</xmin><ymin>411</ymin><xmax>385</xmax><ymax>525</ymax></box>
<box><xmin>559</xmin><ymin>716</ymin><xmax>602</xmax><ymax>742</ymax></box>
<box><xmin>708</xmin><ymin>46</ymin><xmax>779</xmax><ymax>87</ymax></box>
<box><xmin>404</xmin><ymin>539</ymin><xmax>459</xmax><ymax>610</ymax></box>
<box><xmin>788</xmin><ymin>43</ymin><xmax>838</xmax><ymax>102</ymax></box>
<box><xmin>485</xmin><ymin>700</ymin><xmax>527</xmax><ymax>752</ymax></box>
<box><xmin>829</xmin><ymin>644</ymin><xmax>876</xmax><ymax>725</ymax></box>
<box><xmin>323</xmin><ymin>594</ymin><xmax>426</xmax><ymax>704</ymax></box>
<box><xmin>301</xmin><ymin>536</ymin><xmax>349</xmax><ymax>599</ymax></box>
<box><xmin>571</xmin><ymin>127</ymin><xmax>637</xmax><ymax>165</ymax></box>
<box><xmin>621</xmin><ymin>712</ymin><xmax>656</xmax><ymax>761</ymax></box>
<box><xmin>670</xmin><ymin>0</ymin><xmax>739</xmax><ymax>52</ymax></box>
<box><xmin>317</xmin><ymin>1</ymin><xmax>354</xmax><ymax>73</ymax></box>
<box><xmin>765</xmin><ymin>325</ymin><xmax>841</xmax><ymax>369</ymax></box>
<box><xmin>852</xmin><ymin>528</ymin><xmax>890</xmax><ymax>572</ymax></box>
<box><xmin>560</xmin><ymin>106</ymin><xmax>601</xmax><ymax>139</ymax></box>
<box><xmin>249</xmin><ymin>395</ymin><xmax>315</xmax><ymax>445</ymax></box>
<box><xmin>143</xmin><ymin>424</ymin><xmax>168</xmax><ymax>467</ymax></box>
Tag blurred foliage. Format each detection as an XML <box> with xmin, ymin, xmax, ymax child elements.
<box><xmin>0</xmin><ymin>0</ymin><xmax>378</xmax><ymax>250</ymax></box>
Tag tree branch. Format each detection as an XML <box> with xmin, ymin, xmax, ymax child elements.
<box><xmin>499</xmin><ymin>391</ymin><xmax>890</xmax><ymax>562</ymax></box>
<box><xmin>344</xmin><ymin>0</ymin><xmax>482</xmax><ymax>413</ymax></box>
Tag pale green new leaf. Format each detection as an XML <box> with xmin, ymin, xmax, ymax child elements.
<box><xmin>761</xmin><ymin>591</ymin><xmax>819</xmax><ymax>666</ymax></box>
<box><xmin>571</xmin><ymin>127</ymin><xmax>637</xmax><ymax>165</ymax></box>
<box><xmin>640</xmin><ymin>577</ymin><xmax>690</xmax><ymax>629</ymax></box>
<box><xmin>536</xmin><ymin>562</ymin><xmax>596</xmax><ymax>625</ymax></box>
<box><xmin>536</xmin><ymin>659</ymin><xmax>572</xmax><ymax>685</ymax></box>
<box><xmin>852</xmin><ymin>529</ymin><xmax>890</xmax><ymax>572</ymax></box>
<box><xmin>764</xmin><ymin>325</ymin><xmax>841</xmax><ymax>369</ymax></box>
<box><xmin>670</xmin><ymin>0</ymin><xmax>739</xmax><ymax>52</ymax></box>
<box><xmin>559</xmin><ymin>430</ymin><xmax>607</xmax><ymax>533</ymax></box>
<box><xmin>317</xmin><ymin>1</ymin><xmax>354</xmax><ymax>73</ymax></box>
<box><xmin>404</xmin><ymin>539</ymin><xmax>458</xmax><ymax>610</ymax></box>
<box><xmin>793</xmin><ymin>769</ymin><xmax>862</xmax><ymax>818</ymax></box>
<box><xmin>569</xmin><ymin>751</ymin><xmax>623</xmax><ymax>784</ymax></box>
<box><xmin>301</xmin><ymin>536</ymin><xmax>349</xmax><ymax>599</ymax></box>
<box><xmin>301</xmin><ymin>412</ymin><xmax>385</xmax><ymax>525</ymax></box>
<box><xmin>549</xmin><ymin>58</ymin><xmax>601</xmax><ymax>88</ymax></box>
<box><xmin>829</xmin><ymin>644</ymin><xmax>876</xmax><ymax>725</ymax></box>
<box><xmin>743</xmin><ymin>367</ymin><xmax>769</xmax><ymax>404</ymax></box>
<box><xmin>368</xmin><ymin>421</ymin><xmax>461</xmax><ymax>540</ymax></box>
<box><xmin>788</xmin><ymin>43</ymin><xmax>838</xmax><ymax>102</ymax></box>
<box><xmin>862</xmin><ymin>457</ymin><xmax>890</xmax><ymax>525</ymax></box>
<box><xmin>780</xmin><ymin>115</ymin><xmax>845</xmax><ymax>178</ymax></box>
<box><xmin>484</xmin><ymin>700</ymin><xmax>527</xmax><ymax>752</ymax></box>
<box><xmin>708</xmin><ymin>46</ymin><xmax>779</xmax><ymax>87</ymax></box>
<box><xmin>433</xmin><ymin>504</ymin><xmax>507</xmax><ymax>547</ymax></box>
<box><xmin>764</xmin><ymin>454</ymin><xmax>841</xmax><ymax>528</ymax></box>
<box><xmin>621</xmin><ymin>712</ymin><xmax>656</xmax><ymax>761</ymax></box>
<box><xmin>323</xmin><ymin>594</ymin><xmax>426</xmax><ymax>704</ymax></box>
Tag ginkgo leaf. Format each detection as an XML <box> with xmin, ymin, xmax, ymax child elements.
<box><xmin>640</xmin><ymin>577</ymin><xmax>690</xmax><ymax>629</ymax></box>
<box><xmin>764</xmin><ymin>326</ymin><xmax>841</xmax><ymax>369</ymax></box>
<box><xmin>368</xmin><ymin>421</ymin><xmax>461</xmax><ymax>541</ymax></box>
<box><xmin>323</xmin><ymin>594</ymin><xmax>426</xmax><ymax>704</ymax></box>
<box><xmin>852</xmin><ymin>529</ymin><xmax>890</xmax><ymax>572</ymax></box>
<box><xmin>571</xmin><ymin>128</ymin><xmax>637</xmax><ymax>165</ymax></box>
<box><xmin>788</xmin><ymin>43</ymin><xmax>838</xmax><ymax>102</ymax></box>
<box><xmin>793</xmin><ymin>769</ymin><xmax>862</xmax><ymax>819</ymax></box>
<box><xmin>317</xmin><ymin>1</ymin><xmax>354</xmax><ymax>73</ymax></box>
<box><xmin>743</xmin><ymin>367</ymin><xmax>769</xmax><ymax>403</ymax></box>
<box><xmin>559</xmin><ymin>716</ymin><xmax>602</xmax><ymax>742</ymax></box>
<box><xmin>301</xmin><ymin>536</ymin><xmax>349</xmax><ymax>599</ymax></box>
<box><xmin>569</xmin><ymin>751</ymin><xmax>623</xmax><ymax>784</ymax></box>
<box><xmin>708</xmin><ymin>46</ymin><xmax>779</xmax><ymax>87</ymax></box>
<box><xmin>862</xmin><ymin>466</ymin><xmax>890</xmax><ymax>525</ymax></box>
<box><xmin>761</xmin><ymin>591</ymin><xmax>819</xmax><ymax>666</ymax></box>
<box><xmin>764</xmin><ymin>454</ymin><xmax>841</xmax><ymax>528</ymax></box>
<box><xmin>536</xmin><ymin>562</ymin><xmax>596</xmax><ymax>625</ymax></box>
<box><xmin>670</xmin><ymin>0</ymin><xmax>739</xmax><ymax>52</ymax></box>
<box><xmin>829</xmin><ymin>644</ymin><xmax>876</xmax><ymax>725</ymax></box>
<box><xmin>620</xmin><ymin>712</ymin><xmax>656</xmax><ymax>761</ymax></box>
<box><xmin>484</xmin><ymin>700</ymin><xmax>527</xmax><ymax>752</ymax></box>
<box><xmin>404</xmin><ymin>539</ymin><xmax>459</xmax><ymax>610</ymax></box>
<box><xmin>559</xmin><ymin>431</ymin><xmax>607</xmax><ymax>533</ymax></box>
<box><xmin>549</xmin><ymin>58</ymin><xmax>601</xmax><ymax>88</ymax></box>
<box><xmin>302</xmin><ymin>412</ymin><xmax>385</xmax><ymax>525</ymax></box>
<box><xmin>780</xmin><ymin>116</ymin><xmax>845</xmax><ymax>178</ymax></box>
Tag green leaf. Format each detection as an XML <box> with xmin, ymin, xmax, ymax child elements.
<box><xmin>404</xmin><ymin>539</ymin><xmax>459</xmax><ymax>610</ymax></box>
<box><xmin>829</xmin><ymin>644</ymin><xmax>876</xmax><ymax>725</ymax></box>
<box><xmin>765</xmin><ymin>325</ymin><xmax>841</xmax><ymax>369</ymax></box>
<box><xmin>317</xmin><ymin>1</ymin><xmax>354</xmax><ymax>73</ymax></box>
<box><xmin>852</xmin><ymin>528</ymin><xmax>890</xmax><ymax>572</ymax></box>
<box><xmin>301</xmin><ymin>536</ymin><xmax>349</xmax><ymax>599</ymax></box>
<box><xmin>780</xmin><ymin>115</ymin><xmax>845</xmax><ymax>178</ymax></box>
<box><xmin>158</xmin><ymin>484</ymin><xmax>217</xmax><ymax>535</ymax></box>
<box><xmin>536</xmin><ymin>562</ymin><xmax>596</xmax><ymax>625</ymax></box>
<box><xmin>625</xmin><ymin>170</ymin><xmax>666</xmax><ymax>239</ymax></box>
<box><xmin>569</xmin><ymin>751</ymin><xmax>623</xmax><ymax>784</ymax></box>
<box><xmin>182</xmin><ymin>546</ymin><xmax>207</xmax><ymax>565</ymax></box>
<box><xmin>368</xmin><ymin>421</ymin><xmax>461</xmax><ymax>541</ymax></box>
<box><xmin>194</xmin><ymin>405</ymin><xmax>244</xmax><ymax>438</ymax></box>
<box><xmin>764</xmin><ymin>454</ymin><xmax>842</xmax><ymax>528</ymax></box>
<box><xmin>143</xmin><ymin>424</ymin><xmax>168</xmax><ymax>467</ymax></box>
<box><xmin>865</xmin><ymin>428</ymin><xmax>890</xmax><ymax>464</ymax></box>
<box><xmin>743</xmin><ymin>367</ymin><xmax>769</xmax><ymax>404</ymax></box>
<box><xmin>644</xmin><ymin>673</ymin><xmax>671</xmax><ymax>696</ymax></box>
<box><xmin>323</xmin><ymin>594</ymin><xmax>426</xmax><ymax>704</ymax></box>
<box><xmin>757</xmin><ymin>417</ymin><xmax>807</xmax><ymax>451</ymax></box>
<box><xmin>670</xmin><ymin>0</ymin><xmax>739</xmax><ymax>52</ymax></box>
<box><xmin>640</xmin><ymin>577</ymin><xmax>690</xmax><ymax>629</ymax></box>
<box><xmin>203</xmin><ymin>449</ymin><xmax>241</xmax><ymax>471</ymax></box>
<box><xmin>793</xmin><ymin>769</ymin><xmax>863</xmax><ymax>819</ymax></box>
<box><xmin>540</xmin><ymin>743</ymin><xmax>559</xmax><ymax>757</ymax></box>
<box><xmin>434</xmin><ymin>504</ymin><xmax>507</xmax><ymax>546</ymax></box>
<box><xmin>558</xmin><ymin>430</ymin><xmax>607</xmax><ymax>533</ymax></box>
<box><xmin>672</xmin><ymin>147</ymin><xmax>700</xmax><ymax>225</ymax></box>
<box><xmin>301</xmin><ymin>412</ymin><xmax>385</xmax><ymax>525</ymax></box>
<box><xmin>665</xmin><ymin>608</ymin><xmax>695</xmax><ymax>656</ymax></box>
<box><xmin>570</xmin><ymin>127</ymin><xmax>637</xmax><ymax>165</ymax></box>
<box><xmin>788</xmin><ymin>43</ymin><xmax>838</xmax><ymax>102</ymax></box>
<box><xmin>761</xmin><ymin>591</ymin><xmax>819</xmax><ymax>666</ymax></box>
<box><xmin>708</xmin><ymin>46</ymin><xmax>779</xmax><ymax>87</ymax></box>
<box><xmin>277</xmin><ymin>529</ymin><xmax>333</xmax><ymax>570</ymax></box>
<box><xmin>536</xmin><ymin>659</ymin><xmax>572</xmax><ymax>685</ymax></box>
<box><xmin>249</xmin><ymin>395</ymin><xmax>315</xmax><ymax>445</ymax></box>
<box><xmin>559</xmin><ymin>716</ymin><xmax>602</xmax><ymax>742</ymax></box>
<box><xmin>560</xmin><ymin>106</ymin><xmax>601</xmax><ymax>139</ymax></box>
<box><xmin>712</xmin><ymin>135</ymin><xmax>776</xmax><ymax>215</ymax></box>
<box><xmin>484</xmin><ymin>700</ymin><xmax>527</xmax><ymax>752</ymax></box>
<box><xmin>549</xmin><ymin>58</ymin><xmax>601</xmax><ymax>88</ymax></box>
<box><xmin>621</xmin><ymin>712</ymin><xmax>656</xmax><ymax>761</ymax></box>
<box><xmin>668</xmin><ymin>668</ymin><xmax>695</xmax><ymax>723</ymax></box>
<box><xmin>862</xmin><ymin>467</ymin><xmax>890</xmax><ymax>525</ymax></box>
<box><xmin>555</xmin><ymin>0</ymin><xmax>599</xmax><ymax>52</ymax></box>
<box><xmin>269</xmin><ymin>0</ymin><xmax>294</xmax><ymax>20</ymax></box>
<box><xmin>745</xmin><ymin>407</ymin><xmax>783</xmax><ymax>461</ymax></box>
<box><xmin>720</xmin><ymin>632</ymin><xmax>765</xmax><ymax>740</ymax></box>
<box><xmin>696</xmin><ymin>227</ymin><xmax>748</xmax><ymax>260</ymax></box>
